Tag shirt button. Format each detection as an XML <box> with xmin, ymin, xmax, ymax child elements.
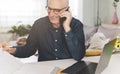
<box><xmin>56</xmin><ymin>57</ymin><xmax>58</xmax><ymax>60</ymax></box>
<box><xmin>65</xmin><ymin>34</ymin><xmax>68</xmax><ymax>37</ymax></box>
<box><xmin>55</xmin><ymin>49</ymin><xmax>58</xmax><ymax>51</ymax></box>
<box><xmin>55</xmin><ymin>30</ymin><xmax>58</xmax><ymax>32</ymax></box>
<box><xmin>55</xmin><ymin>39</ymin><xmax>57</xmax><ymax>42</ymax></box>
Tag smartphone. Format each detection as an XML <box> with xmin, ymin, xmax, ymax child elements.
<box><xmin>60</xmin><ymin>8</ymin><xmax>69</xmax><ymax>24</ymax></box>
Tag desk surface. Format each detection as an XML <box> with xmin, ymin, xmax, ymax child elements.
<box><xmin>14</xmin><ymin>53</ymin><xmax>120</xmax><ymax>74</ymax></box>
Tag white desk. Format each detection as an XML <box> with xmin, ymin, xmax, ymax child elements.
<box><xmin>14</xmin><ymin>53</ymin><xmax>120</xmax><ymax>74</ymax></box>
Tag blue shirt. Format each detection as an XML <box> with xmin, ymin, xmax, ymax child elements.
<box><xmin>14</xmin><ymin>16</ymin><xmax>85</xmax><ymax>61</ymax></box>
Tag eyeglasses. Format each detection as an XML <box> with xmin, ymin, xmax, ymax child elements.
<box><xmin>46</xmin><ymin>7</ymin><xmax>68</xmax><ymax>14</ymax></box>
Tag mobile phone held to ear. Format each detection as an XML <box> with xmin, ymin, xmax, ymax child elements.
<box><xmin>60</xmin><ymin>8</ymin><xmax>69</xmax><ymax>24</ymax></box>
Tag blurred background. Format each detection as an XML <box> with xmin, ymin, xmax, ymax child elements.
<box><xmin>0</xmin><ymin>0</ymin><xmax>120</xmax><ymax>42</ymax></box>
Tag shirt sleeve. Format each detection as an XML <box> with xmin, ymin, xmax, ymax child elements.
<box><xmin>64</xmin><ymin>19</ymin><xmax>86</xmax><ymax>61</ymax></box>
<box><xmin>13</xmin><ymin>21</ymin><xmax>39</xmax><ymax>58</ymax></box>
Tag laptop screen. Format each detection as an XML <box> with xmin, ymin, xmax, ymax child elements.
<box><xmin>95</xmin><ymin>38</ymin><xmax>117</xmax><ymax>74</ymax></box>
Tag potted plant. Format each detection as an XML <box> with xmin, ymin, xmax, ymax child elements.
<box><xmin>8</xmin><ymin>24</ymin><xmax>32</xmax><ymax>45</ymax></box>
<box><xmin>8</xmin><ymin>24</ymin><xmax>32</xmax><ymax>37</ymax></box>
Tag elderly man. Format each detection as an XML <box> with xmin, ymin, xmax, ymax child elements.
<box><xmin>1</xmin><ymin>0</ymin><xmax>85</xmax><ymax>61</ymax></box>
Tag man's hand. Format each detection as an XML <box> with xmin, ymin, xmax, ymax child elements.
<box><xmin>0</xmin><ymin>42</ymin><xmax>16</xmax><ymax>54</ymax></box>
<box><xmin>0</xmin><ymin>42</ymin><xmax>9</xmax><ymax>48</ymax></box>
<box><xmin>59</xmin><ymin>8</ymin><xmax>72</xmax><ymax>32</ymax></box>
<box><xmin>3</xmin><ymin>47</ymin><xmax>16</xmax><ymax>54</ymax></box>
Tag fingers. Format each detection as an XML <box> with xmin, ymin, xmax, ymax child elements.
<box><xmin>0</xmin><ymin>42</ymin><xmax>10</xmax><ymax>51</ymax></box>
<box><xmin>0</xmin><ymin>42</ymin><xmax>10</xmax><ymax>48</ymax></box>
<box><xmin>2</xmin><ymin>47</ymin><xmax>9</xmax><ymax>51</ymax></box>
<box><xmin>60</xmin><ymin>12</ymin><xmax>72</xmax><ymax>19</ymax></box>
<box><xmin>0</xmin><ymin>42</ymin><xmax>16</xmax><ymax>54</ymax></box>
<box><xmin>59</xmin><ymin>11</ymin><xmax>71</xmax><ymax>18</ymax></box>
<box><xmin>2</xmin><ymin>47</ymin><xmax>16</xmax><ymax>54</ymax></box>
<box><xmin>59</xmin><ymin>8</ymin><xmax>72</xmax><ymax>21</ymax></box>
<box><xmin>59</xmin><ymin>7</ymin><xmax>71</xmax><ymax>17</ymax></box>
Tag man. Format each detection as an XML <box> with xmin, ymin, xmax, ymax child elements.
<box><xmin>1</xmin><ymin>0</ymin><xmax>85</xmax><ymax>61</ymax></box>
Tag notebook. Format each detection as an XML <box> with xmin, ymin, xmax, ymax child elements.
<box><xmin>61</xmin><ymin>38</ymin><xmax>118</xmax><ymax>74</ymax></box>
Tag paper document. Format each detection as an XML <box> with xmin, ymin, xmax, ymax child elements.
<box><xmin>0</xmin><ymin>48</ymin><xmax>56</xmax><ymax>74</ymax></box>
<box><xmin>0</xmin><ymin>48</ymin><xmax>23</xmax><ymax>74</ymax></box>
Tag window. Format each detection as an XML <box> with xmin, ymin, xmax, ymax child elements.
<box><xmin>69</xmin><ymin>0</ymin><xmax>83</xmax><ymax>21</ymax></box>
<box><xmin>0</xmin><ymin>0</ymin><xmax>47</xmax><ymax>27</ymax></box>
<box><xmin>0</xmin><ymin>0</ymin><xmax>82</xmax><ymax>27</ymax></box>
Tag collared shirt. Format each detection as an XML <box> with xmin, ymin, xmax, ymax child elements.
<box><xmin>14</xmin><ymin>16</ymin><xmax>85</xmax><ymax>61</ymax></box>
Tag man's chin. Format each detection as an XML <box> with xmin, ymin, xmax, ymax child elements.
<box><xmin>52</xmin><ymin>22</ymin><xmax>60</xmax><ymax>25</ymax></box>
<box><xmin>50</xmin><ymin>21</ymin><xmax>59</xmax><ymax>24</ymax></box>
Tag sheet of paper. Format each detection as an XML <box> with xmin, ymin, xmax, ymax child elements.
<box><xmin>0</xmin><ymin>48</ymin><xmax>59</xmax><ymax>74</ymax></box>
<box><xmin>0</xmin><ymin>48</ymin><xmax>23</xmax><ymax>74</ymax></box>
<box><xmin>13</xmin><ymin>63</ymin><xmax>58</xmax><ymax>74</ymax></box>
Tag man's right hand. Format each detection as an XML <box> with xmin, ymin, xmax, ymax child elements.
<box><xmin>3</xmin><ymin>47</ymin><xmax>16</xmax><ymax>54</ymax></box>
<box><xmin>0</xmin><ymin>42</ymin><xmax>16</xmax><ymax>54</ymax></box>
<box><xmin>0</xmin><ymin>42</ymin><xmax>9</xmax><ymax>48</ymax></box>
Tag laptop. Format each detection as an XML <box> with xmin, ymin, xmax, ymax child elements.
<box><xmin>61</xmin><ymin>38</ymin><xmax>118</xmax><ymax>74</ymax></box>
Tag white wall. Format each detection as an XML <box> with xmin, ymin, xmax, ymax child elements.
<box><xmin>99</xmin><ymin>0</ymin><xmax>110</xmax><ymax>24</ymax></box>
<box><xmin>82</xmin><ymin>0</ymin><xmax>97</xmax><ymax>26</ymax></box>
<box><xmin>82</xmin><ymin>0</ymin><xmax>120</xmax><ymax>26</ymax></box>
<box><xmin>68</xmin><ymin>0</ymin><xmax>83</xmax><ymax>22</ymax></box>
<box><xmin>0</xmin><ymin>0</ymin><xmax>47</xmax><ymax>27</ymax></box>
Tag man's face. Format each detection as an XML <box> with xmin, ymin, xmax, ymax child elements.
<box><xmin>47</xmin><ymin>0</ymin><xmax>68</xmax><ymax>25</ymax></box>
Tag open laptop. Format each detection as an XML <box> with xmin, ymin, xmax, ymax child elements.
<box><xmin>61</xmin><ymin>38</ymin><xmax>118</xmax><ymax>74</ymax></box>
